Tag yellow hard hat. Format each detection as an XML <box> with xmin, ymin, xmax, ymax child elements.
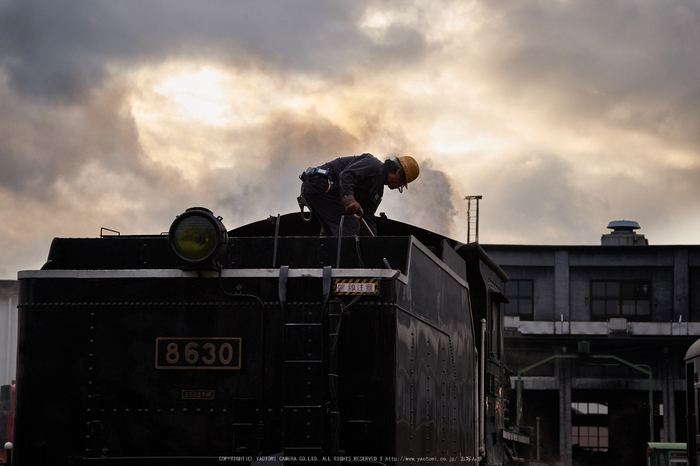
<box><xmin>395</xmin><ymin>156</ymin><xmax>420</xmax><ymax>183</ymax></box>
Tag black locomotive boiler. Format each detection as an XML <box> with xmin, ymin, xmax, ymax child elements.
<box><xmin>14</xmin><ymin>208</ymin><xmax>531</xmax><ymax>465</ymax></box>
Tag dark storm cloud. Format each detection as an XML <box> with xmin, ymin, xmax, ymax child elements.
<box><xmin>0</xmin><ymin>0</ymin><xmax>434</xmax><ymax>102</ymax></box>
<box><xmin>0</xmin><ymin>76</ymin><xmax>157</xmax><ymax>198</ymax></box>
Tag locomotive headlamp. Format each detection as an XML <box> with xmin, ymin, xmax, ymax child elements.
<box><xmin>169</xmin><ymin>207</ymin><xmax>228</xmax><ymax>267</ymax></box>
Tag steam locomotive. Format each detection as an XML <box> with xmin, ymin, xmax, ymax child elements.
<box><xmin>14</xmin><ymin>207</ymin><xmax>532</xmax><ymax>465</ymax></box>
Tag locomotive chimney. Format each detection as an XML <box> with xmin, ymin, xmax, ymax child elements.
<box><xmin>601</xmin><ymin>220</ymin><xmax>648</xmax><ymax>246</ymax></box>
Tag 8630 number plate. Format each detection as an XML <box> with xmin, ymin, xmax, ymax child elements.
<box><xmin>155</xmin><ymin>337</ymin><xmax>242</xmax><ymax>370</ymax></box>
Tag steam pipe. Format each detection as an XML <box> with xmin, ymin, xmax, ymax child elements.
<box><xmin>336</xmin><ymin>216</ymin><xmax>344</xmax><ymax>268</ymax></box>
<box><xmin>535</xmin><ymin>417</ymin><xmax>540</xmax><ymax>461</ymax></box>
<box><xmin>272</xmin><ymin>214</ymin><xmax>280</xmax><ymax>268</ymax></box>
<box><xmin>479</xmin><ymin>318</ymin><xmax>486</xmax><ymax>457</ymax></box>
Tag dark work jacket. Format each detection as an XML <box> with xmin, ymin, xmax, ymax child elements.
<box><xmin>320</xmin><ymin>153</ymin><xmax>387</xmax><ymax>216</ymax></box>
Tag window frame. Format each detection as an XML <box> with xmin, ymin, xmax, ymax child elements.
<box><xmin>571</xmin><ymin>425</ymin><xmax>609</xmax><ymax>452</ymax></box>
<box><xmin>590</xmin><ymin>279</ymin><xmax>652</xmax><ymax>321</ymax></box>
<box><xmin>504</xmin><ymin>279</ymin><xmax>534</xmax><ymax>320</ymax></box>
<box><xmin>571</xmin><ymin>402</ymin><xmax>609</xmax><ymax>452</ymax></box>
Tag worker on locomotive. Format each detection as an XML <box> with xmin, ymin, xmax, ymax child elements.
<box><xmin>298</xmin><ymin>153</ymin><xmax>420</xmax><ymax>236</ymax></box>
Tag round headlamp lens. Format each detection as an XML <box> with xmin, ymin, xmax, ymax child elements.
<box><xmin>168</xmin><ymin>207</ymin><xmax>228</xmax><ymax>266</ymax></box>
<box><xmin>172</xmin><ymin>216</ymin><xmax>218</xmax><ymax>261</ymax></box>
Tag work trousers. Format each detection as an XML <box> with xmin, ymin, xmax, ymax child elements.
<box><xmin>301</xmin><ymin>176</ymin><xmax>362</xmax><ymax>236</ymax></box>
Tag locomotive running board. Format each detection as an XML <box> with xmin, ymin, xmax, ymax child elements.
<box><xmin>18</xmin><ymin>268</ymin><xmax>407</xmax><ymax>283</ymax></box>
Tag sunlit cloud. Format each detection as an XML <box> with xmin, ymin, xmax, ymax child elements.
<box><xmin>130</xmin><ymin>63</ymin><xmax>279</xmax><ymax>180</ymax></box>
<box><xmin>154</xmin><ymin>68</ymin><xmax>231</xmax><ymax>125</ymax></box>
<box><xmin>1</xmin><ymin>0</ymin><xmax>699</xmax><ymax>279</ymax></box>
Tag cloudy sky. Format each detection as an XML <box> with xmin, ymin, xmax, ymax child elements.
<box><xmin>1</xmin><ymin>0</ymin><xmax>699</xmax><ymax>278</ymax></box>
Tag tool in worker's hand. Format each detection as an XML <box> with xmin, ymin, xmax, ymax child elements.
<box><xmin>353</xmin><ymin>209</ymin><xmax>375</xmax><ymax>237</ymax></box>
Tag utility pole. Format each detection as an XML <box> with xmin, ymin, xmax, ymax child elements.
<box><xmin>464</xmin><ymin>195</ymin><xmax>482</xmax><ymax>243</ymax></box>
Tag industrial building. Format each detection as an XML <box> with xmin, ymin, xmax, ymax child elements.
<box><xmin>483</xmin><ymin>221</ymin><xmax>700</xmax><ymax>466</ymax></box>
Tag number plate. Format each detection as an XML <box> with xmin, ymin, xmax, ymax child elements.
<box><xmin>155</xmin><ymin>337</ymin><xmax>242</xmax><ymax>370</ymax></box>
<box><xmin>182</xmin><ymin>390</ymin><xmax>215</xmax><ymax>400</ymax></box>
<box><xmin>334</xmin><ymin>279</ymin><xmax>379</xmax><ymax>295</ymax></box>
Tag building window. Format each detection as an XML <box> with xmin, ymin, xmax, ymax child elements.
<box><xmin>505</xmin><ymin>279</ymin><xmax>533</xmax><ymax>320</ymax></box>
<box><xmin>572</xmin><ymin>426</ymin><xmax>609</xmax><ymax>452</ymax></box>
<box><xmin>572</xmin><ymin>402</ymin><xmax>608</xmax><ymax>416</ymax></box>
<box><xmin>572</xmin><ymin>402</ymin><xmax>609</xmax><ymax>452</ymax></box>
<box><xmin>591</xmin><ymin>280</ymin><xmax>651</xmax><ymax>320</ymax></box>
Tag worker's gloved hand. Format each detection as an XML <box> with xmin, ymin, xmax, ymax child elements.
<box><xmin>345</xmin><ymin>201</ymin><xmax>363</xmax><ymax>216</ymax></box>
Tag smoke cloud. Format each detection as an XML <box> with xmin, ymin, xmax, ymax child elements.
<box><xmin>1</xmin><ymin>0</ymin><xmax>699</xmax><ymax>278</ymax></box>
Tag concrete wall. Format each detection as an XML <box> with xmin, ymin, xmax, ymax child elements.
<box><xmin>487</xmin><ymin>245</ymin><xmax>700</xmax><ymax>323</ymax></box>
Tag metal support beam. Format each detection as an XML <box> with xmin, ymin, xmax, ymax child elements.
<box><xmin>516</xmin><ymin>353</ymin><xmax>654</xmax><ymax>442</ymax></box>
<box><xmin>516</xmin><ymin>354</ymin><xmax>578</xmax><ymax>426</ymax></box>
<box><xmin>588</xmin><ymin>356</ymin><xmax>653</xmax><ymax>443</ymax></box>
